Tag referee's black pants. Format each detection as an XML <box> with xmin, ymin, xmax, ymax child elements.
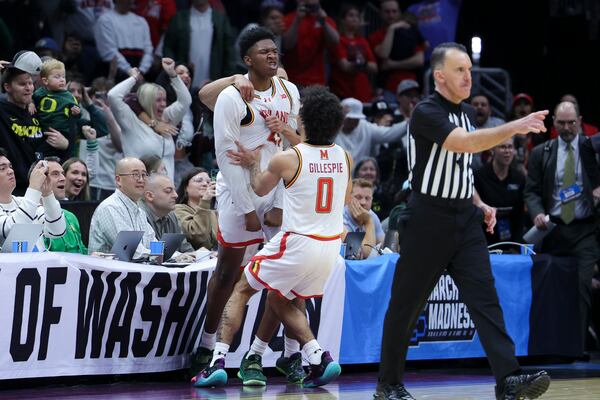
<box><xmin>378</xmin><ymin>193</ymin><xmax>520</xmax><ymax>385</ymax></box>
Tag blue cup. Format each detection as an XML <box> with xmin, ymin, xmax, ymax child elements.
<box><xmin>149</xmin><ymin>241</ymin><xmax>165</xmax><ymax>256</ymax></box>
<box><xmin>12</xmin><ymin>241</ymin><xmax>28</xmax><ymax>253</ymax></box>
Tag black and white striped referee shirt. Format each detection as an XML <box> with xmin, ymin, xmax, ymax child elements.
<box><xmin>407</xmin><ymin>91</ymin><xmax>477</xmax><ymax>199</ymax></box>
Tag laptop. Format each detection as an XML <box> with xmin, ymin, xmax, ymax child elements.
<box><xmin>1</xmin><ymin>224</ymin><xmax>44</xmax><ymax>253</ymax></box>
<box><xmin>343</xmin><ymin>231</ymin><xmax>366</xmax><ymax>260</ymax></box>
<box><xmin>110</xmin><ymin>231</ymin><xmax>144</xmax><ymax>261</ymax></box>
<box><xmin>162</xmin><ymin>233</ymin><xmax>185</xmax><ymax>261</ymax></box>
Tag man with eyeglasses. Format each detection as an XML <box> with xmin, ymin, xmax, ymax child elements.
<box><xmin>474</xmin><ymin>137</ymin><xmax>526</xmax><ymax>248</ymax></box>
<box><xmin>89</xmin><ymin>157</ymin><xmax>158</xmax><ymax>258</ymax></box>
<box><xmin>525</xmin><ymin>101</ymin><xmax>600</xmax><ymax>350</ymax></box>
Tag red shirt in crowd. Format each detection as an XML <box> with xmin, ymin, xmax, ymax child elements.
<box><xmin>134</xmin><ymin>0</ymin><xmax>177</xmax><ymax>47</ymax></box>
<box><xmin>368</xmin><ymin>27</ymin><xmax>425</xmax><ymax>93</ymax></box>
<box><xmin>330</xmin><ymin>34</ymin><xmax>376</xmax><ymax>102</ymax></box>
<box><xmin>283</xmin><ymin>13</ymin><xmax>337</xmax><ymax>87</ymax></box>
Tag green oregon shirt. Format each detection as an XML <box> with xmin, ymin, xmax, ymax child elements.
<box><xmin>33</xmin><ymin>86</ymin><xmax>79</xmax><ymax>134</ymax></box>
<box><xmin>45</xmin><ymin>209</ymin><xmax>87</xmax><ymax>254</ymax></box>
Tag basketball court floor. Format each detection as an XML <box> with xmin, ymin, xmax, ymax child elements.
<box><xmin>2</xmin><ymin>358</ymin><xmax>600</xmax><ymax>399</ymax></box>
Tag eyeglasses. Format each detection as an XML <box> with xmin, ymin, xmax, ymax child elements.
<box><xmin>555</xmin><ymin>120</ymin><xmax>578</xmax><ymax>127</ymax></box>
<box><xmin>119</xmin><ymin>172</ymin><xmax>148</xmax><ymax>180</ymax></box>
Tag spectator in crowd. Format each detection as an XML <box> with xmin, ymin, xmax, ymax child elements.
<box><xmin>0</xmin><ymin>148</ymin><xmax>66</xmax><ymax>250</ymax></box>
<box><xmin>62</xmin><ymin>32</ymin><xmax>99</xmax><ymax>84</ymax></box>
<box><xmin>163</xmin><ymin>0</ymin><xmax>236</xmax><ymax>88</ymax></box>
<box><xmin>511</xmin><ymin>92</ymin><xmax>537</xmax><ymax>171</ymax></box>
<box><xmin>550</xmin><ymin>93</ymin><xmax>599</xmax><ymax>139</ymax></box>
<box><xmin>377</xmin><ymin>79</ymin><xmax>420</xmax><ymax>186</ymax></box>
<box><xmin>63</xmin><ymin>157</ymin><xmax>93</xmax><ymax>201</ymax></box>
<box><xmin>370</xmin><ymin>99</ymin><xmax>394</xmax><ymax>127</ymax></box>
<box><xmin>524</xmin><ymin>101</ymin><xmax>600</xmax><ymax>347</ymax></box>
<box><xmin>65</xmin><ymin>80</ymin><xmax>102</xmax><ymax>181</ymax></box>
<box><xmin>368</xmin><ymin>0</ymin><xmax>425</xmax><ymax>103</ymax></box>
<box><xmin>282</xmin><ymin>0</ymin><xmax>340</xmax><ymax>87</ymax></box>
<box><xmin>107</xmin><ymin>58</ymin><xmax>191</xmax><ymax>180</ymax></box>
<box><xmin>94</xmin><ymin>0</ymin><xmax>154</xmax><ymax>79</ymax></box>
<box><xmin>343</xmin><ymin>178</ymin><xmax>385</xmax><ymax>259</ymax></box>
<box><xmin>133</xmin><ymin>0</ymin><xmax>177</xmax><ymax>48</ymax></box>
<box><xmin>394</xmin><ymin>79</ymin><xmax>421</xmax><ymax>123</ymax></box>
<box><xmin>153</xmin><ymin>62</ymin><xmax>202</xmax><ymax>185</ymax></box>
<box><xmin>140</xmin><ymin>173</ymin><xmax>195</xmax><ymax>254</ymax></box>
<box><xmin>43</xmin><ymin>157</ymin><xmax>87</xmax><ymax>254</ymax></box>
<box><xmin>407</xmin><ymin>0</ymin><xmax>461</xmax><ymax>63</ymax></box>
<box><xmin>85</xmin><ymin>78</ymin><xmax>124</xmax><ymax>201</ymax></box>
<box><xmin>89</xmin><ymin>157</ymin><xmax>157</xmax><ymax>257</ymax></box>
<box><xmin>45</xmin><ymin>0</ymin><xmax>113</xmax><ymax>49</ymax></box>
<box><xmin>474</xmin><ymin>137</ymin><xmax>526</xmax><ymax>248</ymax></box>
<box><xmin>66</xmin><ymin>78</ymin><xmax>109</xmax><ymax>139</ymax></box>
<box><xmin>141</xmin><ymin>154</ymin><xmax>168</xmax><ymax>175</ymax></box>
<box><xmin>33</xmin><ymin>59</ymin><xmax>80</xmax><ymax>160</ymax></box>
<box><xmin>334</xmin><ymin>97</ymin><xmax>407</xmax><ymax>163</ymax></box>
<box><xmin>174</xmin><ymin>167</ymin><xmax>217</xmax><ymax>250</ymax></box>
<box><xmin>353</xmin><ymin>157</ymin><xmax>394</xmax><ymax>219</ymax></box>
<box><xmin>234</xmin><ymin>0</ymin><xmax>285</xmax><ymax>73</ymax></box>
<box><xmin>34</xmin><ymin>37</ymin><xmax>61</xmax><ymax>59</ymax></box>
<box><xmin>511</xmin><ymin>92</ymin><xmax>534</xmax><ymax>120</ymax></box>
<box><xmin>0</xmin><ymin>51</ymin><xmax>45</xmax><ymax>195</ymax></box>
<box><xmin>470</xmin><ymin>93</ymin><xmax>506</xmax><ymax>168</ymax></box>
<box><xmin>471</xmin><ymin>93</ymin><xmax>505</xmax><ymax>128</ymax></box>
<box><xmin>330</xmin><ymin>3</ymin><xmax>377</xmax><ymax>102</ymax></box>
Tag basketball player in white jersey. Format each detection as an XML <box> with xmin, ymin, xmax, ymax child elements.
<box><xmin>190</xmin><ymin>27</ymin><xmax>304</xmax><ymax>384</ymax></box>
<box><xmin>192</xmin><ymin>86</ymin><xmax>350</xmax><ymax>388</ymax></box>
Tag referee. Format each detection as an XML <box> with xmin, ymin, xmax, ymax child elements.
<box><xmin>374</xmin><ymin>43</ymin><xmax>551</xmax><ymax>400</ymax></box>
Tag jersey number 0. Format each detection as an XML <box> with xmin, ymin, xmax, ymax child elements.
<box><xmin>315</xmin><ymin>177</ymin><xmax>333</xmax><ymax>213</ymax></box>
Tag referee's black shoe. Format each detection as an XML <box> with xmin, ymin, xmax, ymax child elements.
<box><xmin>495</xmin><ymin>370</ymin><xmax>551</xmax><ymax>399</ymax></box>
<box><xmin>373</xmin><ymin>383</ymin><xmax>415</xmax><ymax>399</ymax></box>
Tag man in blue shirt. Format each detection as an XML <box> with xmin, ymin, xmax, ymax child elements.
<box><xmin>343</xmin><ymin>178</ymin><xmax>384</xmax><ymax>258</ymax></box>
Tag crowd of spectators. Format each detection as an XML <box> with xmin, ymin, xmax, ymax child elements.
<box><xmin>1</xmin><ymin>0</ymin><xmax>600</xmax><ymax>352</ymax></box>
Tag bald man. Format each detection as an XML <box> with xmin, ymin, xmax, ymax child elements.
<box><xmin>525</xmin><ymin>101</ymin><xmax>600</xmax><ymax>349</ymax></box>
<box><xmin>140</xmin><ymin>173</ymin><xmax>195</xmax><ymax>254</ymax></box>
<box><xmin>89</xmin><ymin>157</ymin><xmax>157</xmax><ymax>257</ymax></box>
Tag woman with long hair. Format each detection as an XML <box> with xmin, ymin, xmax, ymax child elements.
<box><xmin>174</xmin><ymin>167</ymin><xmax>217</xmax><ymax>250</ymax></box>
<box><xmin>62</xmin><ymin>157</ymin><xmax>92</xmax><ymax>201</ymax></box>
<box><xmin>107</xmin><ymin>58</ymin><xmax>191</xmax><ymax>180</ymax></box>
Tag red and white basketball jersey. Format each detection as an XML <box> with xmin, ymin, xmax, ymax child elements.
<box><xmin>281</xmin><ymin>143</ymin><xmax>350</xmax><ymax>237</ymax></box>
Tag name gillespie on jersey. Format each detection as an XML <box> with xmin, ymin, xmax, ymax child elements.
<box><xmin>308</xmin><ymin>162</ymin><xmax>344</xmax><ymax>174</ymax></box>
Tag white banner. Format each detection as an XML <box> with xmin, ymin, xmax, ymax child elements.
<box><xmin>0</xmin><ymin>253</ymin><xmax>345</xmax><ymax>379</ymax></box>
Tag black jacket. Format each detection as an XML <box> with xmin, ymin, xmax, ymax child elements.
<box><xmin>0</xmin><ymin>99</ymin><xmax>44</xmax><ymax>195</ymax></box>
<box><xmin>524</xmin><ymin>135</ymin><xmax>600</xmax><ymax>220</ymax></box>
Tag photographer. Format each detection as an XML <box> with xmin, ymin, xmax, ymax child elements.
<box><xmin>282</xmin><ymin>0</ymin><xmax>339</xmax><ymax>86</ymax></box>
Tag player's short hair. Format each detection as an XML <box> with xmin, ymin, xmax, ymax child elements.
<box><xmin>40</xmin><ymin>59</ymin><xmax>65</xmax><ymax>78</ymax></box>
<box><xmin>430</xmin><ymin>42</ymin><xmax>468</xmax><ymax>71</ymax></box>
<box><xmin>0</xmin><ymin>147</ymin><xmax>8</xmax><ymax>159</ymax></box>
<box><xmin>300</xmin><ymin>86</ymin><xmax>344</xmax><ymax>146</ymax></box>
<box><xmin>239</xmin><ymin>26</ymin><xmax>276</xmax><ymax>59</ymax></box>
<box><xmin>351</xmin><ymin>178</ymin><xmax>374</xmax><ymax>191</ymax></box>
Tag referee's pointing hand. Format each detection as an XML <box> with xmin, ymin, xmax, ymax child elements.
<box><xmin>512</xmin><ymin>110</ymin><xmax>549</xmax><ymax>135</ymax></box>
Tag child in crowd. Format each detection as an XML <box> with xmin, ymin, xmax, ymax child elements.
<box><xmin>32</xmin><ymin>59</ymin><xmax>81</xmax><ymax>158</ymax></box>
